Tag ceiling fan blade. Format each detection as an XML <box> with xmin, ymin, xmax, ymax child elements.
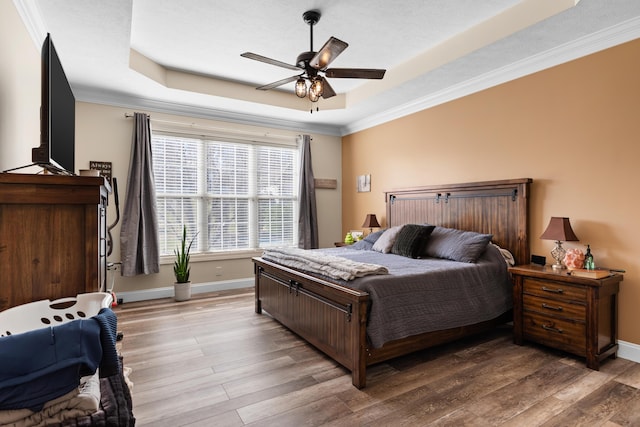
<box><xmin>321</xmin><ymin>78</ymin><xmax>336</xmax><ymax>99</ymax></box>
<box><xmin>256</xmin><ymin>75</ymin><xmax>300</xmax><ymax>91</ymax></box>
<box><xmin>241</xmin><ymin>52</ymin><xmax>301</xmax><ymax>71</ymax></box>
<box><xmin>325</xmin><ymin>68</ymin><xmax>386</xmax><ymax>79</ymax></box>
<box><xmin>309</xmin><ymin>37</ymin><xmax>348</xmax><ymax>70</ymax></box>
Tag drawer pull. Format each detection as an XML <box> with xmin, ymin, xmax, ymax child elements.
<box><xmin>541</xmin><ymin>286</ymin><xmax>564</xmax><ymax>294</ymax></box>
<box><xmin>541</xmin><ymin>303</ymin><xmax>563</xmax><ymax>312</ymax></box>
<box><xmin>542</xmin><ymin>323</ymin><xmax>564</xmax><ymax>334</ymax></box>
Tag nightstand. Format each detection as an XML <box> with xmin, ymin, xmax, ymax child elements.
<box><xmin>509</xmin><ymin>264</ymin><xmax>622</xmax><ymax>370</ymax></box>
<box><xmin>334</xmin><ymin>242</ymin><xmax>352</xmax><ymax>247</ymax></box>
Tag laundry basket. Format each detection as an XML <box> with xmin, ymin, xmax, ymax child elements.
<box><xmin>0</xmin><ymin>292</ymin><xmax>113</xmax><ymax>337</ymax></box>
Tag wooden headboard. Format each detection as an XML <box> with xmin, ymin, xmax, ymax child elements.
<box><xmin>385</xmin><ymin>178</ymin><xmax>532</xmax><ymax>265</ymax></box>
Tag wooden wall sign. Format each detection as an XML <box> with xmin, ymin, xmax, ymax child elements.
<box><xmin>314</xmin><ymin>178</ymin><xmax>337</xmax><ymax>189</ymax></box>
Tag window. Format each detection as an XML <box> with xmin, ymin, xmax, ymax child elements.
<box><xmin>152</xmin><ymin>132</ymin><xmax>299</xmax><ymax>256</ymax></box>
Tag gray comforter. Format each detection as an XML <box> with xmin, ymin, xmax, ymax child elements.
<box><xmin>283</xmin><ymin>244</ymin><xmax>512</xmax><ymax>349</ymax></box>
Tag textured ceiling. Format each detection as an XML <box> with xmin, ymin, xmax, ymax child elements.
<box><xmin>14</xmin><ymin>0</ymin><xmax>640</xmax><ymax>135</ymax></box>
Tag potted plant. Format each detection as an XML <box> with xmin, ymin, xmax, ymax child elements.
<box><xmin>173</xmin><ymin>225</ymin><xmax>196</xmax><ymax>301</ymax></box>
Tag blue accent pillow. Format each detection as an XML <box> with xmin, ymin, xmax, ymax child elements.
<box><xmin>348</xmin><ymin>229</ymin><xmax>385</xmax><ymax>250</ymax></box>
<box><xmin>350</xmin><ymin>239</ymin><xmax>373</xmax><ymax>250</ymax></box>
<box><xmin>364</xmin><ymin>229</ymin><xmax>385</xmax><ymax>244</ymax></box>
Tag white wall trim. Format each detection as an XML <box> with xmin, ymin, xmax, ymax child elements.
<box><xmin>618</xmin><ymin>340</ymin><xmax>640</xmax><ymax>364</ymax></box>
<box><xmin>116</xmin><ymin>278</ymin><xmax>253</xmax><ymax>303</ymax></box>
<box><xmin>12</xmin><ymin>0</ymin><xmax>46</xmax><ymax>47</ymax></box>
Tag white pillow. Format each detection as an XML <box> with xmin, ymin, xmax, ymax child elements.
<box><xmin>371</xmin><ymin>226</ymin><xmax>403</xmax><ymax>253</ymax></box>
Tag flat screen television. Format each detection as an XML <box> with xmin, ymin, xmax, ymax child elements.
<box><xmin>31</xmin><ymin>33</ymin><xmax>75</xmax><ymax>174</ymax></box>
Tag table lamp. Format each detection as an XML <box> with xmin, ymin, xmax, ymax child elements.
<box><xmin>362</xmin><ymin>214</ymin><xmax>381</xmax><ymax>234</ymax></box>
<box><xmin>540</xmin><ymin>217</ymin><xmax>579</xmax><ymax>270</ymax></box>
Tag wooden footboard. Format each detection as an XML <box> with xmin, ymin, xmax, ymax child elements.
<box><xmin>254</xmin><ymin>258</ymin><xmax>369</xmax><ymax>388</ymax></box>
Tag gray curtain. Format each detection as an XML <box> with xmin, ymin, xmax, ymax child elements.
<box><xmin>298</xmin><ymin>134</ymin><xmax>318</xmax><ymax>249</ymax></box>
<box><xmin>120</xmin><ymin>112</ymin><xmax>159</xmax><ymax>276</ymax></box>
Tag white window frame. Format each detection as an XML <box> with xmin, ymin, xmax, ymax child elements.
<box><xmin>151</xmin><ymin>124</ymin><xmax>300</xmax><ymax>259</ymax></box>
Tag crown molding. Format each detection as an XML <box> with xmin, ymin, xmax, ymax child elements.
<box><xmin>12</xmin><ymin>0</ymin><xmax>47</xmax><ymax>47</ymax></box>
<box><xmin>14</xmin><ymin>0</ymin><xmax>640</xmax><ymax>137</ymax></box>
<box><xmin>84</xmin><ymin>14</ymin><xmax>639</xmax><ymax>138</ymax></box>
<box><xmin>341</xmin><ymin>16</ymin><xmax>640</xmax><ymax>135</ymax></box>
<box><xmin>73</xmin><ymin>87</ymin><xmax>343</xmax><ymax>136</ymax></box>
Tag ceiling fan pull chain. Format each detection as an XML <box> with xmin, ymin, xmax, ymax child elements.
<box><xmin>308</xmin><ymin>100</ymin><xmax>320</xmax><ymax>114</ymax></box>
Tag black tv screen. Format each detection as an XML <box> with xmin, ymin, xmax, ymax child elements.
<box><xmin>32</xmin><ymin>33</ymin><xmax>75</xmax><ymax>174</ymax></box>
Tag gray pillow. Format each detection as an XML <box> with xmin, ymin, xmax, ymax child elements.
<box><xmin>371</xmin><ymin>226</ymin><xmax>403</xmax><ymax>253</ymax></box>
<box><xmin>423</xmin><ymin>226</ymin><xmax>493</xmax><ymax>263</ymax></box>
<box><xmin>391</xmin><ymin>224</ymin><xmax>435</xmax><ymax>258</ymax></box>
<box><xmin>364</xmin><ymin>229</ymin><xmax>385</xmax><ymax>244</ymax></box>
<box><xmin>350</xmin><ymin>239</ymin><xmax>373</xmax><ymax>250</ymax></box>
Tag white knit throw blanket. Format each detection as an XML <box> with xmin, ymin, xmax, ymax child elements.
<box><xmin>262</xmin><ymin>247</ymin><xmax>388</xmax><ymax>281</ymax></box>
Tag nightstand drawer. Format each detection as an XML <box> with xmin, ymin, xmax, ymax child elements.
<box><xmin>523</xmin><ymin>277</ymin><xmax>586</xmax><ymax>301</ymax></box>
<box><xmin>523</xmin><ymin>311</ymin><xmax>585</xmax><ymax>354</ymax></box>
<box><xmin>523</xmin><ymin>294</ymin><xmax>585</xmax><ymax>319</ymax></box>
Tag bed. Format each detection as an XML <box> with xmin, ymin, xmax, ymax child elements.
<box><xmin>253</xmin><ymin>178</ymin><xmax>531</xmax><ymax>388</ymax></box>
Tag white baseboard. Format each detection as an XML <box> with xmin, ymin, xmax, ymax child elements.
<box><xmin>618</xmin><ymin>340</ymin><xmax>640</xmax><ymax>364</ymax></box>
<box><xmin>115</xmin><ymin>283</ymin><xmax>640</xmax><ymax>365</ymax></box>
<box><xmin>115</xmin><ymin>278</ymin><xmax>254</xmax><ymax>303</ymax></box>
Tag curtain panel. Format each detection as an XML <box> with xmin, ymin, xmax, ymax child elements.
<box><xmin>298</xmin><ymin>134</ymin><xmax>318</xmax><ymax>249</ymax></box>
<box><xmin>120</xmin><ymin>112</ymin><xmax>160</xmax><ymax>276</ymax></box>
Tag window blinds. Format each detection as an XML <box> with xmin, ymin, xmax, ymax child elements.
<box><xmin>152</xmin><ymin>133</ymin><xmax>298</xmax><ymax>256</ymax></box>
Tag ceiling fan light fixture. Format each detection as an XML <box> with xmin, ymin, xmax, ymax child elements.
<box><xmin>241</xmin><ymin>9</ymin><xmax>386</xmax><ymax>110</ymax></box>
<box><xmin>309</xmin><ymin>77</ymin><xmax>323</xmax><ymax>99</ymax></box>
<box><xmin>308</xmin><ymin>88</ymin><xmax>320</xmax><ymax>102</ymax></box>
<box><xmin>295</xmin><ymin>78</ymin><xmax>307</xmax><ymax>98</ymax></box>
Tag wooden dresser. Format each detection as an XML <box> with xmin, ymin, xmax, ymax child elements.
<box><xmin>0</xmin><ymin>173</ymin><xmax>110</xmax><ymax>311</ymax></box>
<box><xmin>510</xmin><ymin>264</ymin><xmax>622</xmax><ymax>370</ymax></box>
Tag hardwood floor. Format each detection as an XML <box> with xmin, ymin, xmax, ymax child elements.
<box><xmin>115</xmin><ymin>288</ymin><xmax>640</xmax><ymax>426</ymax></box>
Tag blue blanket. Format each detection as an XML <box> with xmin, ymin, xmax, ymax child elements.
<box><xmin>95</xmin><ymin>307</ymin><xmax>120</xmax><ymax>378</ymax></box>
<box><xmin>0</xmin><ymin>307</ymin><xmax>118</xmax><ymax>411</ymax></box>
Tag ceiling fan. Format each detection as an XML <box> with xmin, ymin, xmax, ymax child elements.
<box><xmin>241</xmin><ymin>10</ymin><xmax>386</xmax><ymax>103</ymax></box>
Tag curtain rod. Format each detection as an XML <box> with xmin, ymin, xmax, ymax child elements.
<box><xmin>124</xmin><ymin>112</ymin><xmax>298</xmax><ymax>142</ymax></box>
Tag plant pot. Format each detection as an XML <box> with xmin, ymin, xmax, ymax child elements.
<box><xmin>174</xmin><ymin>281</ymin><xmax>191</xmax><ymax>301</ymax></box>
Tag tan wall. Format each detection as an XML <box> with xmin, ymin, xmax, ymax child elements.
<box><xmin>75</xmin><ymin>103</ymin><xmax>342</xmax><ymax>293</ymax></box>
<box><xmin>342</xmin><ymin>39</ymin><xmax>640</xmax><ymax>345</ymax></box>
<box><xmin>0</xmin><ymin>1</ymin><xmax>40</xmax><ymax>172</ymax></box>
